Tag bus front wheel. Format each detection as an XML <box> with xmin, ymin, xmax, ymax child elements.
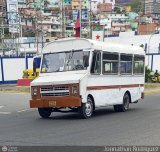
<box><xmin>38</xmin><ymin>108</ymin><xmax>52</xmax><ymax>118</ymax></box>
<box><xmin>80</xmin><ymin>97</ymin><xmax>94</xmax><ymax>119</ymax></box>
<box><xmin>114</xmin><ymin>93</ymin><xmax>130</xmax><ymax>112</ymax></box>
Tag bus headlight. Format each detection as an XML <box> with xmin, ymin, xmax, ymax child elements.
<box><xmin>32</xmin><ymin>87</ymin><xmax>37</xmax><ymax>96</ymax></box>
<box><xmin>72</xmin><ymin>86</ymin><xmax>78</xmax><ymax>96</ymax></box>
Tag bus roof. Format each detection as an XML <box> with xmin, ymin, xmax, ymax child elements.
<box><xmin>42</xmin><ymin>38</ymin><xmax>145</xmax><ymax>55</ymax></box>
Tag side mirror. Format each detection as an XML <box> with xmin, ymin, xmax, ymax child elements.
<box><xmin>83</xmin><ymin>55</ymin><xmax>89</xmax><ymax>68</ymax></box>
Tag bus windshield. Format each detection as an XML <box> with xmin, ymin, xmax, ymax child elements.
<box><xmin>41</xmin><ymin>50</ymin><xmax>90</xmax><ymax>73</ymax></box>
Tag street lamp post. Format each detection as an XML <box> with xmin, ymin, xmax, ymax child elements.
<box><xmin>148</xmin><ymin>34</ymin><xmax>154</xmax><ymax>54</ymax></box>
<box><xmin>147</xmin><ymin>33</ymin><xmax>155</xmax><ymax>69</ymax></box>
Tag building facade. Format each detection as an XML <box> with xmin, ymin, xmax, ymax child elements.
<box><xmin>97</xmin><ymin>2</ymin><xmax>112</xmax><ymax>13</ymax></box>
<box><xmin>145</xmin><ymin>0</ymin><xmax>160</xmax><ymax>17</ymax></box>
<box><xmin>0</xmin><ymin>0</ymin><xmax>6</xmax><ymax>18</ymax></box>
<box><xmin>108</xmin><ymin>13</ymin><xmax>130</xmax><ymax>35</ymax></box>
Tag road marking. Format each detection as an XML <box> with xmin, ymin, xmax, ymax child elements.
<box><xmin>17</xmin><ymin>109</ymin><xmax>30</xmax><ymax>113</ymax></box>
<box><xmin>0</xmin><ymin>106</ymin><xmax>11</xmax><ymax>114</ymax></box>
<box><xmin>0</xmin><ymin>112</ymin><xmax>11</xmax><ymax>114</ymax></box>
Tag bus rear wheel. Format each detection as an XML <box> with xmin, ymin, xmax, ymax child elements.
<box><xmin>114</xmin><ymin>93</ymin><xmax>130</xmax><ymax>112</ymax></box>
<box><xmin>38</xmin><ymin>108</ymin><xmax>52</xmax><ymax>118</ymax></box>
<box><xmin>80</xmin><ymin>97</ymin><xmax>94</xmax><ymax>119</ymax></box>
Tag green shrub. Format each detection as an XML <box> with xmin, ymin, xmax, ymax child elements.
<box><xmin>145</xmin><ymin>66</ymin><xmax>152</xmax><ymax>82</ymax></box>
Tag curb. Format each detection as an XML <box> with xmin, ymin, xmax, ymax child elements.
<box><xmin>0</xmin><ymin>90</ymin><xmax>30</xmax><ymax>94</ymax></box>
<box><xmin>144</xmin><ymin>89</ymin><xmax>160</xmax><ymax>95</ymax></box>
<box><xmin>0</xmin><ymin>88</ymin><xmax>160</xmax><ymax>95</ymax></box>
<box><xmin>0</xmin><ymin>86</ymin><xmax>30</xmax><ymax>94</ymax></box>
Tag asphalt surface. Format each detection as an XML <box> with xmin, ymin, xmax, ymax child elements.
<box><xmin>0</xmin><ymin>93</ymin><xmax>160</xmax><ymax>146</ymax></box>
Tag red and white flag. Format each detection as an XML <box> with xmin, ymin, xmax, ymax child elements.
<box><xmin>92</xmin><ymin>31</ymin><xmax>104</xmax><ymax>41</ymax></box>
<box><xmin>75</xmin><ymin>11</ymin><xmax>80</xmax><ymax>37</ymax></box>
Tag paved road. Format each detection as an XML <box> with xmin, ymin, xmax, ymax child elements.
<box><xmin>0</xmin><ymin>93</ymin><xmax>160</xmax><ymax>146</ymax></box>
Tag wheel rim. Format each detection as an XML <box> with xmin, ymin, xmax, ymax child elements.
<box><xmin>85</xmin><ymin>100</ymin><xmax>93</xmax><ymax>117</ymax></box>
<box><xmin>124</xmin><ymin>95</ymin><xmax>129</xmax><ymax>110</ymax></box>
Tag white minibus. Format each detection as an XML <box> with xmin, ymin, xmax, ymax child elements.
<box><xmin>30</xmin><ymin>38</ymin><xmax>145</xmax><ymax>119</ymax></box>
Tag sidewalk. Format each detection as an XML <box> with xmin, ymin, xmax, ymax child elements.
<box><xmin>145</xmin><ymin>88</ymin><xmax>160</xmax><ymax>95</ymax></box>
<box><xmin>0</xmin><ymin>83</ymin><xmax>160</xmax><ymax>95</ymax></box>
<box><xmin>0</xmin><ymin>84</ymin><xmax>30</xmax><ymax>93</ymax></box>
<box><xmin>145</xmin><ymin>83</ymin><xmax>160</xmax><ymax>95</ymax></box>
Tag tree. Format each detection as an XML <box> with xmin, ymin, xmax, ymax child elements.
<box><xmin>140</xmin><ymin>44</ymin><xmax>144</xmax><ymax>48</ymax></box>
<box><xmin>114</xmin><ymin>7</ymin><xmax>121</xmax><ymax>14</ymax></box>
<box><xmin>130</xmin><ymin>0</ymin><xmax>144</xmax><ymax>13</ymax></box>
<box><xmin>145</xmin><ymin>66</ymin><xmax>152</xmax><ymax>82</ymax></box>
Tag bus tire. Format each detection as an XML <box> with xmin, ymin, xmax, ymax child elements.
<box><xmin>80</xmin><ymin>96</ymin><xmax>94</xmax><ymax>119</ymax></box>
<box><xmin>114</xmin><ymin>93</ymin><xmax>130</xmax><ymax>112</ymax></box>
<box><xmin>38</xmin><ymin>108</ymin><xmax>52</xmax><ymax>118</ymax></box>
<box><xmin>114</xmin><ymin>105</ymin><xmax>120</xmax><ymax>112</ymax></box>
<box><xmin>133</xmin><ymin>100</ymin><xmax>138</xmax><ymax>103</ymax></box>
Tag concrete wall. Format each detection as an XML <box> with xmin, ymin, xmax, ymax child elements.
<box><xmin>0</xmin><ymin>59</ymin><xmax>2</xmax><ymax>81</ymax></box>
<box><xmin>0</xmin><ymin>53</ymin><xmax>159</xmax><ymax>84</ymax></box>
<box><xmin>146</xmin><ymin>53</ymin><xmax>160</xmax><ymax>71</ymax></box>
<box><xmin>105</xmin><ymin>32</ymin><xmax>160</xmax><ymax>71</ymax></box>
<box><xmin>0</xmin><ymin>56</ymin><xmax>33</xmax><ymax>84</ymax></box>
<box><xmin>105</xmin><ymin>33</ymin><xmax>160</xmax><ymax>53</ymax></box>
<box><xmin>153</xmin><ymin>55</ymin><xmax>160</xmax><ymax>71</ymax></box>
<box><xmin>3</xmin><ymin>58</ymin><xmax>25</xmax><ymax>81</ymax></box>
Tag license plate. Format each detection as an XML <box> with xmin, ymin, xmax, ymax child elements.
<box><xmin>49</xmin><ymin>101</ymin><xmax>56</xmax><ymax>107</ymax></box>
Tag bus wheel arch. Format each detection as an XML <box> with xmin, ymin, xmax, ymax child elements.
<box><xmin>87</xmin><ymin>94</ymin><xmax>95</xmax><ymax>111</ymax></box>
<box><xmin>114</xmin><ymin>91</ymin><xmax>131</xmax><ymax>112</ymax></box>
<box><xmin>125</xmin><ymin>91</ymin><xmax>131</xmax><ymax>103</ymax></box>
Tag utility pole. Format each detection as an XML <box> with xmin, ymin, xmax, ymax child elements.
<box><xmin>0</xmin><ymin>0</ymin><xmax>7</xmax><ymax>55</ymax></box>
<box><xmin>18</xmin><ymin>13</ymin><xmax>23</xmax><ymax>56</ymax></box>
<box><xmin>40</xmin><ymin>0</ymin><xmax>44</xmax><ymax>49</ymax></box>
<box><xmin>89</xmin><ymin>0</ymin><xmax>92</xmax><ymax>39</ymax></box>
<box><xmin>80</xmin><ymin>0</ymin><xmax>82</xmax><ymax>38</ymax></box>
<box><xmin>60</xmin><ymin>0</ymin><xmax>65</xmax><ymax>38</ymax></box>
<box><xmin>0</xmin><ymin>21</ymin><xmax>5</xmax><ymax>54</ymax></box>
<box><xmin>34</xmin><ymin>0</ymin><xmax>44</xmax><ymax>54</ymax></box>
<box><xmin>38</xmin><ymin>3</ymin><xmax>44</xmax><ymax>50</ymax></box>
<box><xmin>35</xmin><ymin>16</ymin><xmax>39</xmax><ymax>55</ymax></box>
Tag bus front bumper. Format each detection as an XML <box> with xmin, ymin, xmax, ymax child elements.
<box><xmin>30</xmin><ymin>97</ymin><xmax>82</xmax><ymax>108</ymax></box>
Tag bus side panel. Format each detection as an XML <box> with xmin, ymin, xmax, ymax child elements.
<box><xmin>87</xmin><ymin>75</ymin><xmax>123</xmax><ymax>107</ymax></box>
<box><xmin>87</xmin><ymin>75</ymin><xmax>144</xmax><ymax>107</ymax></box>
<box><xmin>86</xmin><ymin>89</ymin><xmax>123</xmax><ymax>107</ymax></box>
<box><xmin>127</xmin><ymin>86</ymin><xmax>144</xmax><ymax>102</ymax></box>
<box><xmin>86</xmin><ymin>87</ymin><xmax>143</xmax><ymax>107</ymax></box>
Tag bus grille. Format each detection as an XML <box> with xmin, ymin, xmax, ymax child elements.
<box><xmin>40</xmin><ymin>86</ymin><xmax>70</xmax><ymax>97</ymax></box>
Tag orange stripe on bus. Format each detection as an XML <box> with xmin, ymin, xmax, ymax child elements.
<box><xmin>87</xmin><ymin>84</ymin><xmax>144</xmax><ymax>90</ymax></box>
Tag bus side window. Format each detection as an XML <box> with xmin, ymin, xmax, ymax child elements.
<box><xmin>91</xmin><ymin>52</ymin><xmax>101</xmax><ymax>74</ymax></box>
<box><xmin>133</xmin><ymin>55</ymin><xmax>145</xmax><ymax>74</ymax></box>
<box><xmin>120</xmin><ymin>54</ymin><xmax>132</xmax><ymax>75</ymax></box>
<box><xmin>102</xmin><ymin>52</ymin><xmax>119</xmax><ymax>74</ymax></box>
